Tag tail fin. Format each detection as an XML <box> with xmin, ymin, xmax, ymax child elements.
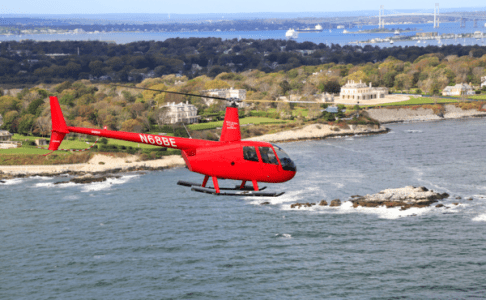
<box><xmin>48</xmin><ymin>96</ymin><xmax>69</xmax><ymax>151</ymax></box>
<box><xmin>220</xmin><ymin>106</ymin><xmax>241</xmax><ymax>142</ymax></box>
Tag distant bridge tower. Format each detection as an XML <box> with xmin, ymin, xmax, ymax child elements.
<box><xmin>434</xmin><ymin>3</ymin><xmax>440</xmax><ymax>28</ymax></box>
<box><xmin>379</xmin><ymin>5</ymin><xmax>384</xmax><ymax>29</ymax></box>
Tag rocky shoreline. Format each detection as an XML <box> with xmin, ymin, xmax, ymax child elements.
<box><xmin>366</xmin><ymin>104</ymin><xmax>486</xmax><ymax>124</ymax></box>
<box><xmin>289</xmin><ymin>186</ymin><xmax>461</xmax><ymax>211</ymax></box>
<box><xmin>250</xmin><ymin>124</ymin><xmax>389</xmax><ymax>143</ymax></box>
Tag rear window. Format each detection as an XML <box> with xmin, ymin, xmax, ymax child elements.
<box><xmin>243</xmin><ymin>146</ymin><xmax>259</xmax><ymax>162</ymax></box>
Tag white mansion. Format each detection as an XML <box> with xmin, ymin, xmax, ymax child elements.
<box><xmin>202</xmin><ymin>87</ymin><xmax>247</xmax><ymax>107</ymax></box>
<box><xmin>340</xmin><ymin>80</ymin><xmax>388</xmax><ymax>100</ymax></box>
<box><xmin>442</xmin><ymin>83</ymin><xmax>475</xmax><ymax>96</ymax></box>
<box><xmin>161</xmin><ymin>101</ymin><xmax>199</xmax><ymax>124</ymax></box>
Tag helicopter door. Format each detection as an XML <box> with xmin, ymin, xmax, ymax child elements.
<box><xmin>258</xmin><ymin>146</ymin><xmax>280</xmax><ymax>175</ymax></box>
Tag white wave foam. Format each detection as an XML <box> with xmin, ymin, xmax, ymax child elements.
<box><xmin>281</xmin><ymin>200</ymin><xmax>454</xmax><ymax>220</ymax></box>
<box><xmin>81</xmin><ymin>174</ymin><xmax>140</xmax><ymax>192</ymax></box>
<box><xmin>405</xmin><ymin>130</ymin><xmax>423</xmax><ymax>133</ymax></box>
<box><xmin>473</xmin><ymin>214</ymin><xmax>486</xmax><ymax>222</ymax></box>
<box><xmin>32</xmin><ymin>176</ymin><xmax>52</xmax><ymax>180</ymax></box>
<box><xmin>275</xmin><ymin>233</ymin><xmax>292</xmax><ymax>238</ymax></box>
<box><xmin>35</xmin><ymin>182</ymin><xmax>54</xmax><ymax>187</ymax></box>
<box><xmin>246</xmin><ymin>189</ymin><xmax>306</xmax><ymax>206</ymax></box>
<box><xmin>1</xmin><ymin>178</ymin><xmax>23</xmax><ymax>185</ymax></box>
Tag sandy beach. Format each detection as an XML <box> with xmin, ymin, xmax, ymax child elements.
<box><xmin>250</xmin><ymin>124</ymin><xmax>388</xmax><ymax>143</ymax></box>
<box><xmin>0</xmin><ymin>154</ymin><xmax>185</xmax><ymax>176</ymax></box>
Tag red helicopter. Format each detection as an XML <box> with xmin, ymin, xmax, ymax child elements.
<box><xmin>47</xmin><ymin>87</ymin><xmax>297</xmax><ymax>197</ymax></box>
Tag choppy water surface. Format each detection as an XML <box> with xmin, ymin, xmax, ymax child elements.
<box><xmin>2</xmin><ymin>119</ymin><xmax>486</xmax><ymax>299</ymax></box>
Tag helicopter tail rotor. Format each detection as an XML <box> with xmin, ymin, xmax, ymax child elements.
<box><xmin>48</xmin><ymin>96</ymin><xmax>70</xmax><ymax>151</ymax></box>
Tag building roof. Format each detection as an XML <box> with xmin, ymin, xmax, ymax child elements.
<box><xmin>342</xmin><ymin>80</ymin><xmax>368</xmax><ymax>89</ymax></box>
<box><xmin>0</xmin><ymin>130</ymin><xmax>12</xmax><ymax>136</ymax></box>
<box><xmin>443</xmin><ymin>83</ymin><xmax>473</xmax><ymax>91</ymax></box>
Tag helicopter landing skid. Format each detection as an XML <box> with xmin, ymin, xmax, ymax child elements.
<box><xmin>177</xmin><ymin>180</ymin><xmax>284</xmax><ymax>197</ymax></box>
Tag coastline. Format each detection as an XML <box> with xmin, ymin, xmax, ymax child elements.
<box><xmin>2</xmin><ymin>105</ymin><xmax>486</xmax><ymax>179</ymax></box>
<box><xmin>366</xmin><ymin>104</ymin><xmax>486</xmax><ymax>124</ymax></box>
<box><xmin>0</xmin><ymin>154</ymin><xmax>186</xmax><ymax>179</ymax></box>
<box><xmin>249</xmin><ymin>124</ymin><xmax>389</xmax><ymax>143</ymax></box>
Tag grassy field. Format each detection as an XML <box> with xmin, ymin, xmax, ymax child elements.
<box><xmin>468</xmin><ymin>95</ymin><xmax>486</xmax><ymax>100</ymax></box>
<box><xmin>11</xmin><ymin>134</ymin><xmax>164</xmax><ymax>150</ymax></box>
<box><xmin>187</xmin><ymin>116</ymin><xmax>288</xmax><ymax>131</ymax></box>
<box><xmin>0</xmin><ymin>147</ymin><xmax>51</xmax><ymax>155</ymax></box>
<box><xmin>365</xmin><ymin>97</ymin><xmax>458</xmax><ymax>107</ymax></box>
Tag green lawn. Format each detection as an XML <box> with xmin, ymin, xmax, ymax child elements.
<box><xmin>187</xmin><ymin>117</ymin><xmax>288</xmax><ymax>131</ymax></box>
<box><xmin>0</xmin><ymin>147</ymin><xmax>51</xmax><ymax>155</ymax></box>
<box><xmin>11</xmin><ymin>134</ymin><xmax>164</xmax><ymax>151</ymax></box>
<box><xmin>365</xmin><ymin>97</ymin><xmax>458</xmax><ymax>107</ymax></box>
<box><xmin>468</xmin><ymin>95</ymin><xmax>486</xmax><ymax>100</ymax></box>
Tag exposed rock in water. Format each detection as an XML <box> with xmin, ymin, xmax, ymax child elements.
<box><xmin>319</xmin><ymin>200</ymin><xmax>328</xmax><ymax>206</ymax></box>
<box><xmin>467</xmin><ymin>197</ymin><xmax>473</xmax><ymax>201</ymax></box>
<box><xmin>350</xmin><ymin>186</ymin><xmax>449</xmax><ymax>210</ymax></box>
<box><xmin>436</xmin><ymin>204</ymin><xmax>444</xmax><ymax>208</ymax></box>
<box><xmin>54</xmin><ymin>175</ymin><xmax>121</xmax><ymax>185</ymax></box>
<box><xmin>260</xmin><ymin>202</ymin><xmax>270</xmax><ymax>205</ymax></box>
<box><xmin>456</xmin><ymin>196</ymin><xmax>462</xmax><ymax>199</ymax></box>
<box><xmin>0</xmin><ymin>180</ymin><xmax>5</xmax><ymax>184</ymax></box>
<box><xmin>330</xmin><ymin>199</ymin><xmax>341</xmax><ymax>207</ymax></box>
<box><xmin>290</xmin><ymin>202</ymin><xmax>315</xmax><ymax>209</ymax></box>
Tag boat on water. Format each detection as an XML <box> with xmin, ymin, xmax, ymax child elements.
<box><xmin>390</xmin><ymin>40</ymin><xmax>394</xmax><ymax>44</ymax></box>
<box><xmin>296</xmin><ymin>24</ymin><xmax>323</xmax><ymax>33</ymax></box>
<box><xmin>417</xmin><ymin>40</ymin><xmax>421</xmax><ymax>44</ymax></box>
<box><xmin>394</xmin><ymin>30</ymin><xmax>400</xmax><ymax>35</ymax></box>
<box><xmin>285</xmin><ymin>29</ymin><xmax>299</xmax><ymax>39</ymax></box>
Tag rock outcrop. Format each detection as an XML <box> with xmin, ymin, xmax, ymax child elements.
<box><xmin>350</xmin><ymin>186</ymin><xmax>449</xmax><ymax>210</ymax></box>
<box><xmin>54</xmin><ymin>175</ymin><xmax>121</xmax><ymax>185</ymax></box>
<box><xmin>290</xmin><ymin>202</ymin><xmax>316</xmax><ymax>209</ymax></box>
<box><xmin>329</xmin><ymin>199</ymin><xmax>342</xmax><ymax>207</ymax></box>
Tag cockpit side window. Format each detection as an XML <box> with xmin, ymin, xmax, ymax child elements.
<box><xmin>243</xmin><ymin>146</ymin><xmax>259</xmax><ymax>162</ymax></box>
<box><xmin>259</xmin><ymin>147</ymin><xmax>278</xmax><ymax>165</ymax></box>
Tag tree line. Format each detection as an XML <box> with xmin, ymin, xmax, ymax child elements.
<box><xmin>1</xmin><ymin>38</ymin><xmax>486</xmax><ymax>87</ymax></box>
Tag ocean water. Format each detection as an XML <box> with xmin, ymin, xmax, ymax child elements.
<box><xmin>1</xmin><ymin>21</ymin><xmax>484</xmax><ymax>47</ymax></box>
<box><xmin>2</xmin><ymin>118</ymin><xmax>486</xmax><ymax>299</ymax></box>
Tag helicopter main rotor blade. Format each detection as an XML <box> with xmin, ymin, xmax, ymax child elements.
<box><xmin>111</xmin><ymin>84</ymin><xmax>231</xmax><ymax>101</ymax></box>
<box><xmin>111</xmin><ymin>84</ymin><xmax>323</xmax><ymax>104</ymax></box>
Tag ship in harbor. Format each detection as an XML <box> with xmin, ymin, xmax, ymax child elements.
<box><xmin>296</xmin><ymin>24</ymin><xmax>323</xmax><ymax>33</ymax></box>
<box><xmin>285</xmin><ymin>29</ymin><xmax>299</xmax><ymax>39</ymax></box>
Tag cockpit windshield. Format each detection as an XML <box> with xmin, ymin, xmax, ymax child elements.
<box><xmin>272</xmin><ymin>144</ymin><xmax>297</xmax><ymax>172</ymax></box>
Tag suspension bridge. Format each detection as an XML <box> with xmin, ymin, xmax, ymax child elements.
<box><xmin>328</xmin><ymin>4</ymin><xmax>486</xmax><ymax>29</ymax></box>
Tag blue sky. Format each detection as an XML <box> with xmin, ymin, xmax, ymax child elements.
<box><xmin>1</xmin><ymin>0</ymin><xmax>484</xmax><ymax>15</ymax></box>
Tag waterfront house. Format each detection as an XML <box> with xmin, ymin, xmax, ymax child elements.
<box><xmin>481</xmin><ymin>76</ymin><xmax>486</xmax><ymax>88</ymax></box>
<box><xmin>202</xmin><ymin>87</ymin><xmax>247</xmax><ymax>107</ymax></box>
<box><xmin>442</xmin><ymin>83</ymin><xmax>475</xmax><ymax>96</ymax></box>
<box><xmin>0</xmin><ymin>130</ymin><xmax>12</xmax><ymax>141</ymax></box>
<box><xmin>340</xmin><ymin>80</ymin><xmax>388</xmax><ymax>100</ymax></box>
<box><xmin>160</xmin><ymin>101</ymin><xmax>199</xmax><ymax>124</ymax></box>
